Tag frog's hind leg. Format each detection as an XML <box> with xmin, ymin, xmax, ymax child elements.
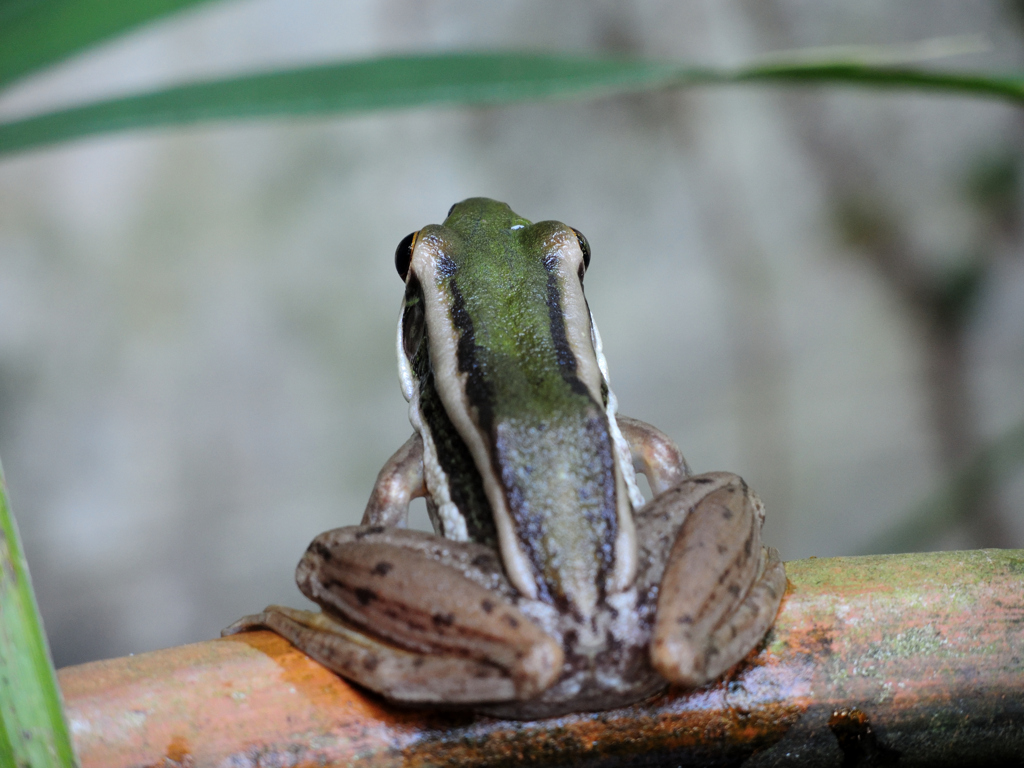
<box><xmin>224</xmin><ymin>526</ymin><xmax>562</xmax><ymax>705</ymax></box>
<box><xmin>223</xmin><ymin>605</ymin><xmax>531</xmax><ymax>704</ymax></box>
<box><xmin>692</xmin><ymin>544</ymin><xmax>784</xmax><ymax>681</ymax></box>
<box><xmin>639</xmin><ymin>472</ymin><xmax>786</xmax><ymax>687</ymax></box>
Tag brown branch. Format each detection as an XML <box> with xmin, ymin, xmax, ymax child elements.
<box><xmin>58</xmin><ymin>549</ymin><xmax>1024</xmax><ymax>767</ymax></box>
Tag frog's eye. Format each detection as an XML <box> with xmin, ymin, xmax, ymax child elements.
<box><xmin>570</xmin><ymin>227</ymin><xmax>591</xmax><ymax>272</ymax></box>
<box><xmin>395</xmin><ymin>230</ymin><xmax>418</xmax><ymax>281</ymax></box>
<box><xmin>446</xmin><ymin>203</ymin><xmax>458</xmax><ymax>218</ymax></box>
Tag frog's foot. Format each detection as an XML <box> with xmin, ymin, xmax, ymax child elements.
<box><xmin>647</xmin><ymin>472</ymin><xmax>786</xmax><ymax>687</ymax></box>
<box><xmin>223</xmin><ymin>605</ymin><xmax>542</xmax><ymax>703</ymax></box>
<box><xmin>227</xmin><ymin>526</ymin><xmax>563</xmax><ymax>705</ymax></box>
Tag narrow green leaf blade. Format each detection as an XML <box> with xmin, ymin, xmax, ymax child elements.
<box><xmin>0</xmin><ymin>53</ymin><xmax>684</xmax><ymax>155</ymax></box>
<box><xmin>730</xmin><ymin>61</ymin><xmax>1024</xmax><ymax>102</ymax></box>
<box><xmin>0</xmin><ymin>0</ymin><xmax>221</xmax><ymax>90</ymax></box>
<box><xmin>0</xmin><ymin>52</ymin><xmax>1023</xmax><ymax>158</ymax></box>
<box><xmin>0</xmin><ymin>458</ymin><xmax>78</xmax><ymax>767</ymax></box>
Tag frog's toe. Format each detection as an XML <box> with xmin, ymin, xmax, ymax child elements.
<box><xmin>221</xmin><ymin>610</ymin><xmax>277</xmax><ymax>636</ymax></box>
<box><xmin>651</xmin><ymin>546</ymin><xmax>785</xmax><ymax>686</ymax></box>
<box><xmin>700</xmin><ymin>546</ymin><xmax>786</xmax><ymax>680</ymax></box>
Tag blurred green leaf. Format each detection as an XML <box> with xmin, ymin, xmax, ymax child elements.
<box><xmin>0</xmin><ymin>458</ymin><xmax>78</xmax><ymax>767</ymax></box>
<box><xmin>864</xmin><ymin>420</ymin><xmax>1024</xmax><ymax>554</ymax></box>
<box><xmin>0</xmin><ymin>53</ymin><xmax>680</xmax><ymax>155</ymax></box>
<box><xmin>0</xmin><ymin>0</ymin><xmax>220</xmax><ymax>90</ymax></box>
<box><xmin>1</xmin><ymin>52</ymin><xmax>1023</xmax><ymax>157</ymax></box>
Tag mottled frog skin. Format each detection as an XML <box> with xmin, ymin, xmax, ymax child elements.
<box><xmin>225</xmin><ymin>199</ymin><xmax>785</xmax><ymax>719</ymax></box>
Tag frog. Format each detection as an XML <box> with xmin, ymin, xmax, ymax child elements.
<box><xmin>224</xmin><ymin>198</ymin><xmax>785</xmax><ymax>720</ymax></box>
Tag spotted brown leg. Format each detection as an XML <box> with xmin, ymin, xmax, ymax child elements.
<box><xmin>647</xmin><ymin>473</ymin><xmax>785</xmax><ymax>686</ymax></box>
<box><xmin>224</xmin><ymin>526</ymin><xmax>562</xmax><ymax>704</ymax></box>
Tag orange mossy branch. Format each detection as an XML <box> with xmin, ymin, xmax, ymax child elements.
<box><xmin>59</xmin><ymin>549</ymin><xmax>1024</xmax><ymax>767</ymax></box>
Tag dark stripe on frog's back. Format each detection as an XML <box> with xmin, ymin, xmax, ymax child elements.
<box><xmin>419</xmin><ymin>369</ymin><xmax>499</xmax><ymax>548</ymax></box>
<box><xmin>445</xmin><ymin>220</ymin><xmax>619</xmax><ymax>610</ymax></box>
<box><xmin>403</xmin><ymin>277</ymin><xmax>497</xmax><ymax>548</ymax></box>
<box><xmin>543</xmin><ymin>255</ymin><xmax>592</xmax><ymax>400</ymax></box>
<box><xmin>447</xmin><ymin>219</ymin><xmax>594</xmax><ymax>430</ymax></box>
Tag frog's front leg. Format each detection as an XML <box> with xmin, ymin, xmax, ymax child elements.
<box><xmin>617</xmin><ymin>415</ymin><xmax>691</xmax><ymax>494</ymax></box>
<box><xmin>621</xmin><ymin>417</ymin><xmax>786</xmax><ymax>687</ymax></box>
<box><xmin>360</xmin><ymin>432</ymin><xmax>427</xmax><ymax>526</ymax></box>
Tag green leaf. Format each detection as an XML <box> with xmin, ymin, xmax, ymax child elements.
<box><xmin>0</xmin><ymin>457</ymin><xmax>78</xmax><ymax>767</ymax></box>
<box><xmin>730</xmin><ymin>61</ymin><xmax>1024</xmax><ymax>101</ymax></box>
<box><xmin>0</xmin><ymin>52</ymin><xmax>1023</xmax><ymax>157</ymax></box>
<box><xmin>0</xmin><ymin>54</ymin><xmax>683</xmax><ymax>155</ymax></box>
<box><xmin>0</xmin><ymin>0</ymin><xmax>221</xmax><ymax>90</ymax></box>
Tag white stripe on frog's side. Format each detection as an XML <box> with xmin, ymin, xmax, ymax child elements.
<box><xmin>412</xmin><ymin>388</ymin><xmax>470</xmax><ymax>542</ymax></box>
<box><xmin>588</xmin><ymin>313</ymin><xmax>644</xmax><ymax>594</ymax></box>
<box><xmin>397</xmin><ymin>301</ymin><xmax>469</xmax><ymax>542</ymax></box>
<box><xmin>396</xmin><ymin>309</ymin><xmax>416</xmax><ymax>403</ymax></box>
<box><xmin>590</xmin><ymin>314</ymin><xmax>645</xmax><ymax>511</ymax></box>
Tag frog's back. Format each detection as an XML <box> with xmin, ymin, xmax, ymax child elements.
<box><xmin>400</xmin><ymin>198</ymin><xmax>639</xmax><ymax>617</ymax></box>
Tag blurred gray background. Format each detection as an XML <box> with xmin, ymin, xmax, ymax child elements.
<box><xmin>0</xmin><ymin>0</ymin><xmax>1022</xmax><ymax>669</ymax></box>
